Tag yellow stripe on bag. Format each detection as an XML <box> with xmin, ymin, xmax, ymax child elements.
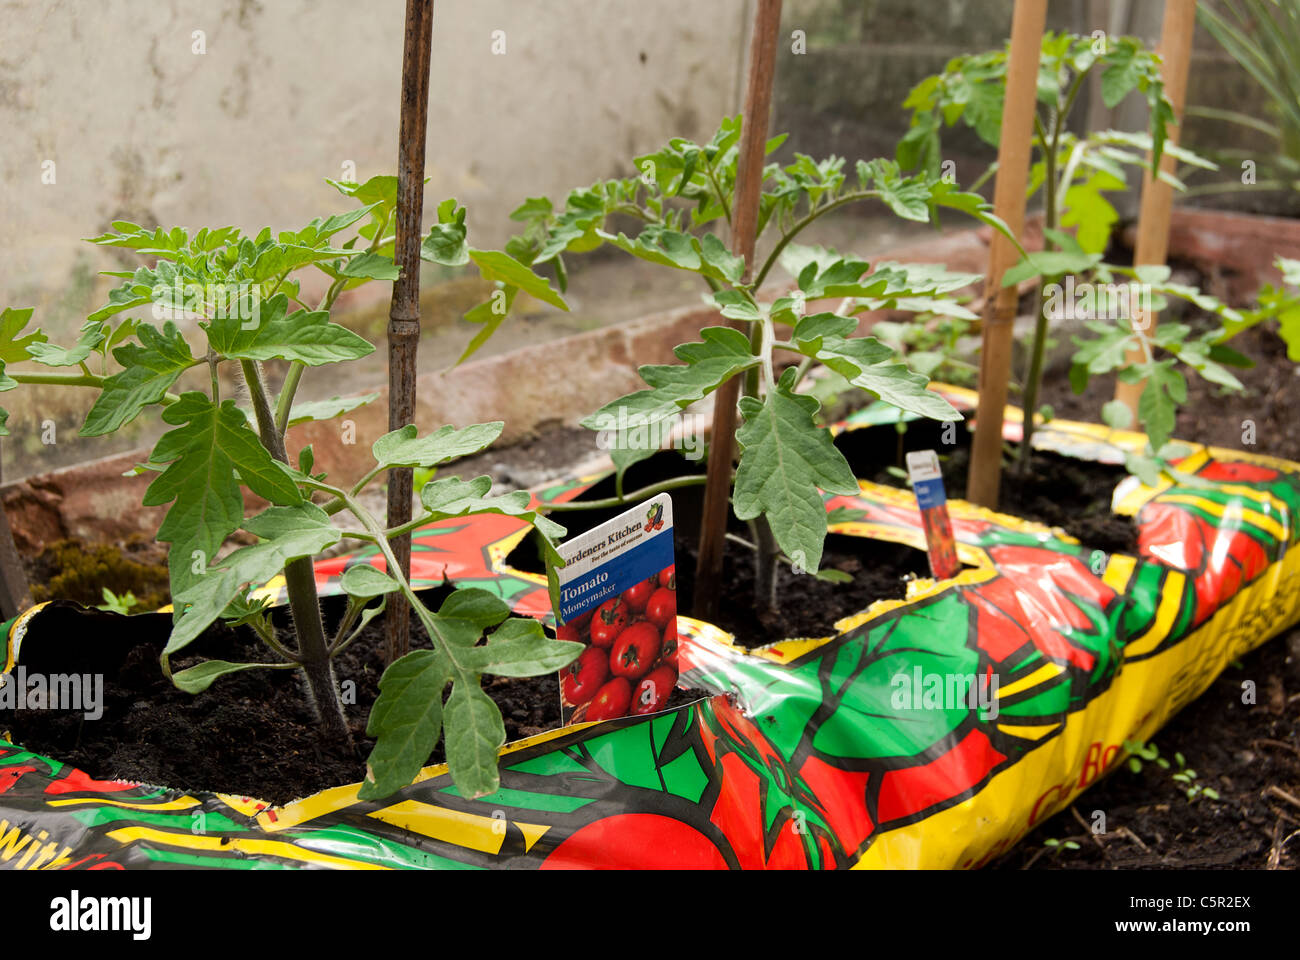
<box><xmin>996</xmin><ymin>721</ymin><xmax>1062</xmax><ymax>741</ymax></box>
<box><xmin>1156</xmin><ymin>494</ymin><xmax>1286</xmax><ymax>541</ymax></box>
<box><xmin>367</xmin><ymin>800</ymin><xmax>550</xmax><ymax>856</ymax></box>
<box><xmin>104</xmin><ymin>826</ymin><xmax>387</xmax><ymax>869</ymax></box>
<box><xmin>47</xmin><ymin>797</ymin><xmax>201</xmax><ymax>812</ymax></box>
<box><xmin>1124</xmin><ymin>569</ymin><xmax>1188</xmax><ymax>659</ymax></box>
<box><xmin>1101</xmin><ymin>553</ymin><xmax>1137</xmax><ymax>593</ymax></box>
<box><xmin>995</xmin><ymin>663</ymin><xmax>1065</xmax><ymax>699</ymax></box>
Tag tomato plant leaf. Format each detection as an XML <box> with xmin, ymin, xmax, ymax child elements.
<box><xmin>420</xmin><ymin>474</ymin><xmax>567</xmax><ymax>564</ymax></box>
<box><xmin>791</xmin><ymin>313</ymin><xmax>962</xmax><ymax>421</ymax></box>
<box><xmin>166</xmin><ymin>502</ymin><xmax>339</xmax><ymax>657</ymax></box>
<box><xmin>468</xmin><ymin>249</ymin><xmax>568</xmax><ymax>310</ymax></box>
<box><xmin>421</xmin><ymin>199</ymin><xmax>470</xmax><ymax>266</ymax></box>
<box><xmin>204</xmin><ymin>293</ymin><xmax>373</xmax><ymax>366</ymax></box>
<box><xmin>144</xmin><ymin>392</ymin><xmax>304</xmax><ymax>595</ymax></box>
<box><xmin>339</xmin><ymin>564</ymin><xmax>400</xmax><ymax>600</ymax></box>
<box><xmin>25</xmin><ymin>319</ymin><xmax>105</xmax><ymax>367</ymax></box>
<box><xmin>363</xmin><ymin>588</ymin><xmax>582</xmax><ymax>800</ymax></box>
<box><xmin>171</xmin><ymin>659</ymin><xmax>294</xmax><ymax>694</ymax></box>
<box><xmin>372</xmin><ymin>421</ymin><xmax>504</xmax><ymax>470</ymax></box>
<box><xmin>733</xmin><ymin>368</ymin><xmax>860</xmax><ymax>573</ymax></box>
<box><xmin>0</xmin><ymin>307</ymin><xmax>47</xmax><ymax>364</ymax></box>
<box><xmin>339</xmin><ymin>251</ymin><xmax>401</xmax><ymax>281</ymax></box>
<box><xmin>82</xmin><ymin>321</ymin><xmax>197</xmax><ymax>436</ymax></box>
<box><xmin>581</xmin><ymin>326</ymin><xmax>759</xmax><ymax>433</ymax></box>
<box><xmin>281</xmin><ymin>392</ymin><xmax>378</xmax><ymax>427</ymax></box>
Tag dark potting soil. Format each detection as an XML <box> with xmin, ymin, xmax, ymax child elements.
<box><xmin>834</xmin><ymin>418</ymin><xmax>1140</xmax><ymax>558</ymax></box>
<box><xmin>0</xmin><ymin>600</ymin><xmax>708</xmax><ymax>806</ymax></box>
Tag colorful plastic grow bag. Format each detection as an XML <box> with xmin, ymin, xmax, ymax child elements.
<box><xmin>3</xmin><ymin>386</ymin><xmax>1299</xmax><ymax>869</ymax></box>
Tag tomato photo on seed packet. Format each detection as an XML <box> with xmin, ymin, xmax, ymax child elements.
<box><xmin>645</xmin><ymin>587</ymin><xmax>675</xmax><ymax>630</ymax></box>
<box><xmin>631</xmin><ymin>665</ymin><xmax>677</xmax><ymax>715</ymax></box>
<box><xmin>561</xmin><ymin>646</ymin><xmax>609</xmax><ymax>706</ymax></box>
<box><xmin>622</xmin><ymin>576</ymin><xmax>657</xmax><ymax>613</ymax></box>
<box><xmin>590</xmin><ymin>597</ymin><xmax>630</xmax><ymax>648</ymax></box>
<box><xmin>585</xmin><ymin>678</ymin><xmax>632</xmax><ymax>721</ymax></box>
<box><xmin>611</xmin><ymin>622</ymin><xmax>661</xmax><ymax>680</ymax></box>
<box><xmin>555</xmin><ymin>494</ymin><xmax>679</xmax><ymax>723</ymax></box>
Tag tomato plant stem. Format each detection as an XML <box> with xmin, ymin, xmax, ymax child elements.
<box><xmin>537</xmin><ymin>474</ymin><xmax>709</xmax><ymax>513</ymax></box>
<box><xmin>1019</xmin><ymin>83</ymin><xmax>1068</xmax><ymax>471</ymax></box>
<box><xmin>240</xmin><ymin>358</ymin><xmax>351</xmax><ymax>745</ymax></box>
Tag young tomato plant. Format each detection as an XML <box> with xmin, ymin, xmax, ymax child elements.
<box><xmin>505</xmin><ymin>117</ymin><xmax>1013</xmax><ymax>615</ymax></box>
<box><xmin>900</xmin><ymin>31</ymin><xmax>1216</xmax><ymax>466</ymax></box>
<box><xmin>0</xmin><ymin>176</ymin><xmax>582</xmax><ymax>799</ymax></box>
<box><xmin>1060</xmin><ymin>260</ymin><xmax>1253</xmax><ymax>478</ymax></box>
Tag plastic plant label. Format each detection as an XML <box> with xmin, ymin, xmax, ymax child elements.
<box><xmin>554</xmin><ymin>494</ymin><xmax>677</xmax><ymax>724</ymax></box>
<box><xmin>907</xmin><ymin>449</ymin><xmax>960</xmax><ymax>580</ymax></box>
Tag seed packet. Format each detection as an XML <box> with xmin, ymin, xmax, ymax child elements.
<box><xmin>553</xmin><ymin>494</ymin><xmax>677</xmax><ymax>724</ymax></box>
<box><xmin>906</xmin><ymin>449</ymin><xmax>961</xmax><ymax>580</ymax></box>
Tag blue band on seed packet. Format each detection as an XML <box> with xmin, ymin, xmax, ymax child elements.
<box><xmin>908</xmin><ymin>450</ymin><xmax>948</xmax><ymax>510</ymax></box>
<box><xmin>555</xmin><ymin>494</ymin><xmax>673</xmax><ymax>624</ymax></box>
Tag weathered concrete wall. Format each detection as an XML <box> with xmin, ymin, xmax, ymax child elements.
<box><xmin>0</xmin><ymin>0</ymin><xmax>748</xmax><ymax>328</ymax></box>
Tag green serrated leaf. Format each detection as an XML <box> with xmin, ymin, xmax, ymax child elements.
<box><xmin>791</xmin><ymin>314</ymin><xmax>962</xmax><ymax>421</ymax></box>
<box><xmin>468</xmin><ymin>249</ymin><xmax>567</xmax><ymax>311</ymax></box>
<box><xmin>1101</xmin><ymin>399</ymin><xmax>1133</xmax><ymax>431</ymax></box>
<box><xmin>422</xmin><ymin>199</ymin><xmax>470</xmax><ymax>267</ymax></box>
<box><xmin>26</xmin><ymin>320</ymin><xmax>105</xmax><ymax>367</ymax></box>
<box><xmin>82</xmin><ymin>321</ymin><xmax>197</xmax><ymax>436</ymax></box>
<box><xmin>582</xmin><ymin>327</ymin><xmax>759</xmax><ymax>434</ymax></box>
<box><xmin>171</xmin><ymin>659</ymin><xmax>294</xmax><ymax>694</ymax></box>
<box><xmin>144</xmin><ymin>392</ymin><xmax>304</xmax><ymax>596</ymax></box>
<box><xmin>362</xmin><ymin>587</ymin><xmax>581</xmax><ymax>801</ymax></box>
<box><xmin>420</xmin><ymin>474</ymin><xmax>567</xmax><ymax>563</ymax></box>
<box><xmin>282</xmin><ymin>392</ymin><xmax>378</xmax><ymax>427</ymax></box>
<box><xmin>461</xmin><ymin>617</ymin><xmax>583</xmax><ymax>678</ymax></box>
<box><xmin>373</xmin><ymin>421</ymin><xmax>504</xmax><ymax>470</ymax></box>
<box><xmin>340</xmin><ymin>251</ymin><xmax>401</xmax><ymax>281</ymax></box>
<box><xmin>167</xmin><ymin>502</ymin><xmax>339</xmax><ymax>656</ymax></box>
<box><xmin>733</xmin><ymin>368</ymin><xmax>860</xmax><ymax>573</ymax></box>
<box><xmin>0</xmin><ymin>307</ymin><xmax>48</xmax><ymax>364</ymax></box>
<box><xmin>205</xmin><ymin>293</ymin><xmax>373</xmax><ymax>366</ymax></box>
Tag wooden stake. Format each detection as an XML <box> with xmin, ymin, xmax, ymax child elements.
<box><xmin>385</xmin><ymin>0</ymin><xmax>435</xmax><ymax>665</ymax></box>
<box><xmin>1114</xmin><ymin>0</ymin><xmax>1196</xmax><ymax>418</ymax></box>
<box><xmin>693</xmin><ymin>0</ymin><xmax>782</xmax><ymax>622</ymax></box>
<box><xmin>966</xmin><ymin>0</ymin><xmax>1048</xmax><ymax>509</ymax></box>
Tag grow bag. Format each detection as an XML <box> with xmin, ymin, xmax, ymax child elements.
<box><xmin>3</xmin><ymin>387</ymin><xmax>1300</xmax><ymax>870</ymax></box>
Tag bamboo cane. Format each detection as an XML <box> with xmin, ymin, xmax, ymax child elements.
<box><xmin>692</xmin><ymin>0</ymin><xmax>783</xmax><ymax>622</ymax></box>
<box><xmin>385</xmin><ymin>0</ymin><xmax>435</xmax><ymax>665</ymax></box>
<box><xmin>1113</xmin><ymin>0</ymin><xmax>1197</xmax><ymax>418</ymax></box>
<box><xmin>966</xmin><ymin>0</ymin><xmax>1048</xmax><ymax>509</ymax></box>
